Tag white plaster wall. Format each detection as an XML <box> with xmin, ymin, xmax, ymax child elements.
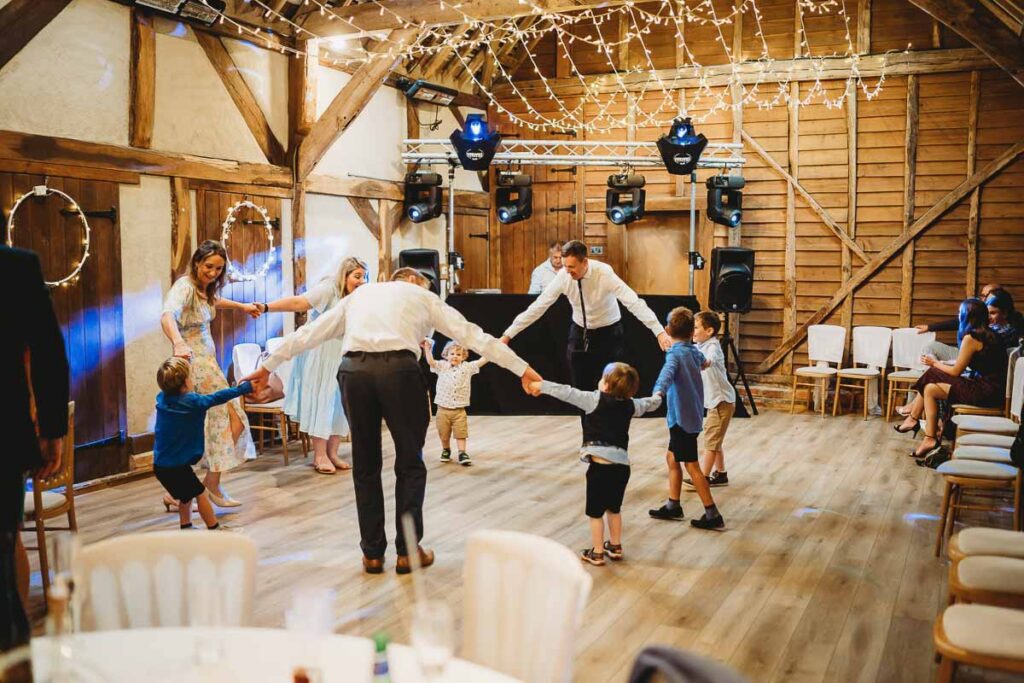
<box><xmin>151</xmin><ymin>26</ymin><xmax>267</xmax><ymax>163</ymax></box>
<box><xmin>0</xmin><ymin>0</ymin><xmax>129</xmax><ymax>146</ymax></box>
<box><xmin>224</xmin><ymin>37</ymin><xmax>289</xmax><ymax>149</ymax></box>
<box><xmin>119</xmin><ymin>176</ymin><xmax>172</xmax><ymax>435</ymax></box>
<box><xmin>304</xmin><ymin>193</ymin><xmax>380</xmax><ymax>285</ymax></box>
<box><xmin>313</xmin><ymin>66</ymin><xmax>406</xmax><ymax>181</ymax></box>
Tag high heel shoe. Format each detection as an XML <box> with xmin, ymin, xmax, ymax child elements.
<box><xmin>893</xmin><ymin>419</ymin><xmax>920</xmax><ymax>436</ymax></box>
<box><xmin>162</xmin><ymin>495</ymin><xmax>178</xmax><ymax>512</ymax></box>
<box><xmin>206</xmin><ymin>487</ymin><xmax>242</xmax><ymax>508</ymax></box>
<box><xmin>911</xmin><ymin>433</ymin><xmax>943</xmax><ymax>459</ymax></box>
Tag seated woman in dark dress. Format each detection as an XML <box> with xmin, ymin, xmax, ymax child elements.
<box><xmin>895</xmin><ymin>298</ymin><xmax>1008</xmax><ymax>458</ymax></box>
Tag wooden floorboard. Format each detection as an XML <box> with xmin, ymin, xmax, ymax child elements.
<box><xmin>24</xmin><ymin>410</ymin><xmax>1023</xmax><ymax>682</ymax></box>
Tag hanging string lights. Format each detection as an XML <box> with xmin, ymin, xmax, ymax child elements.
<box><xmin>201</xmin><ymin>0</ymin><xmax>896</xmax><ymax>134</ymax></box>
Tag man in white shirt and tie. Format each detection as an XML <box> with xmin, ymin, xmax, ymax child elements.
<box><xmin>245</xmin><ymin>268</ymin><xmax>540</xmax><ymax>574</ymax></box>
<box><xmin>528</xmin><ymin>240</ymin><xmax>563</xmax><ymax>294</ymax></box>
<box><xmin>501</xmin><ymin>240</ymin><xmax>672</xmax><ymax>391</ymax></box>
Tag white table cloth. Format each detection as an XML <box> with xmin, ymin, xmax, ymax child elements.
<box><xmin>30</xmin><ymin>628</ymin><xmax>520</xmax><ymax>682</ymax></box>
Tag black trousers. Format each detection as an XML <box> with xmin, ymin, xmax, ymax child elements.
<box><xmin>338</xmin><ymin>351</ymin><xmax>430</xmax><ymax>559</ymax></box>
<box><xmin>567</xmin><ymin>321</ymin><xmax>625</xmax><ymax>390</ymax></box>
<box><xmin>0</xmin><ymin>470</ymin><xmax>29</xmax><ymax>654</ymax></box>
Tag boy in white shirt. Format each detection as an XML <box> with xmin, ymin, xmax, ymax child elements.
<box><xmin>686</xmin><ymin>311</ymin><xmax>737</xmax><ymax>488</ymax></box>
<box><xmin>421</xmin><ymin>339</ymin><xmax>487</xmax><ymax>466</ymax></box>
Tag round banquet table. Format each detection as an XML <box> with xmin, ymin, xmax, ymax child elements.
<box><xmin>29</xmin><ymin>627</ymin><xmax>521</xmax><ymax>682</ymax></box>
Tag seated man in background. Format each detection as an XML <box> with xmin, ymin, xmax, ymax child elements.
<box><xmin>528</xmin><ymin>240</ymin><xmax>563</xmax><ymax>294</ymax></box>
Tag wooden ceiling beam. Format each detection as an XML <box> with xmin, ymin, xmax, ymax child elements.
<box><xmin>907</xmin><ymin>0</ymin><xmax>1024</xmax><ymax>88</ymax></box>
<box><xmin>298</xmin><ymin>0</ymin><xmax>631</xmax><ymax>33</ymax></box>
<box><xmin>195</xmin><ymin>30</ymin><xmax>288</xmax><ymax>165</ymax></box>
<box><xmin>0</xmin><ymin>0</ymin><xmax>73</xmax><ymax>72</ymax></box>
<box><xmin>419</xmin><ymin>23</ymin><xmax>471</xmax><ymax>78</ymax></box>
<box><xmin>298</xmin><ymin>26</ymin><xmax>421</xmax><ymax>181</ymax></box>
<box><xmin>491</xmin><ymin>47</ymin><xmax>995</xmax><ymax>97</ymax></box>
<box><xmin>318</xmin><ymin>56</ymin><xmax>489</xmax><ymax>109</ymax></box>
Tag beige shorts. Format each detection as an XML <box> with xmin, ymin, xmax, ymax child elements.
<box><xmin>436</xmin><ymin>406</ymin><xmax>469</xmax><ymax>441</ymax></box>
<box><xmin>702</xmin><ymin>401</ymin><xmax>735</xmax><ymax>451</ymax></box>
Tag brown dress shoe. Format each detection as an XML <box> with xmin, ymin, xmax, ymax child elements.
<box><xmin>362</xmin><ymin>556</ymin><xmax>384</xmax><ymax>574</ymax></box>
<box><xmin>396</xmin><ymin>546</ymin><xmax>435</xmax><ymax>575</ymax></box>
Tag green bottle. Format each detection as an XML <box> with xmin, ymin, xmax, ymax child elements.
<box><xmin>372</xmin><ymin>632</ymin><xmax>391</xmax><ymax>682</ymax></box>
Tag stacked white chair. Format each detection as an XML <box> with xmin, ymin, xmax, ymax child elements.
<box><xmin>833</xmin><ymin>326</ymin><xmax>892</xmax><ymax>419</ymax></box>
<box><xmin>77</xmin><ymin>531</ymin><xmax>257</xmax><ymax>632</ymax></box>
<box><xmin>790</xmin><ymin>324</ymin><xmax>847</xmax><ymax>417</ymax></box>
<box><xmin>461</xmin><ymin>530</ymin><xmax>592</xmax><ymax>683</ymax></box>
<box><xmin>233</xmin><ymin>339</ymin><xmax>296</xmax><ymax>463</ymax></box>
<box><xmin>886</xmin><ymin>327</ymin><xmax>935</xmax><ymax>421</ymax></box>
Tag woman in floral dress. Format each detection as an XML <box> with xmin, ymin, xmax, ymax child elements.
<box><xmin>259</xmin><ymin>256</ymin><xmax>367</xmax><ymax>474</ymax></box>
<box><xmin>160</xmin><ymin>240</ymin><xmax>260</xmax><ymax>507</ymax></box>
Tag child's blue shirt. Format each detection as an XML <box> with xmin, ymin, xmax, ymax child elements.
<box><xmin>654</xmin><ymin>341</ymin><xmax>706</xmax><ymax>433</ymax></box>
<box><xmin>154</xmin><ymin>382</ymin><xmax>251</xmax><ymax>467</ymax></box>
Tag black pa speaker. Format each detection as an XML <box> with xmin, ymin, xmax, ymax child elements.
<box><xmin>707</xmin><ymin>247</ymin><xmax>754</xmax><ymax>314</ymax></box>
<box><xmin>398</xmin><ymin>248</ymin><xmax>441</xmax><ymax>294</ymax></box>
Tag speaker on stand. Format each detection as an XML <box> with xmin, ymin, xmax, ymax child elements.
<box><xmin>398</xmin><ymin>249</ymin><xmax>441</xmax><ymax>295</ymax></box>
<box><xmin>708</xmin><ymin>247</ymin><xmax>757</xmax><ymax>416</ymax></box>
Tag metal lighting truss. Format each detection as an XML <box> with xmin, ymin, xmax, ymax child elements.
<box><xmin>402</xmin><ymin>139</ymin><xmax>746</xmax><ymax>169</ymax></box>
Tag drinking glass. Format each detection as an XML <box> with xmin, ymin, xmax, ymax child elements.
<box><xmin>410</xmin><ymin>600</ymin><xmax>454</xmax><ymax>680</ymax></box>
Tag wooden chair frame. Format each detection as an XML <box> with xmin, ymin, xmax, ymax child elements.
<box><xmin>833</xmin><ymin>368</ymin><xmax>886</xmax><ymax>420</ymax></box>
<box><xmin>885</xmin><ymin>376</ymin><xmax>920</xmax><ymax>422</ymax></box>
<box><xmin>790</xmin><ymin>372</ymin><xmax>834</xmax><ymax>417</ymax></box>
<box><xmin>933</xmin><ymin>613</ymin><xmax>1024</xmax><ymax>683</ymax></box>
<box><xmin>23</xmin><ymin>401</ymin><xmax>76</xmax><ymax>597</ymax></box>
<box><xmin>947</xmin><ymin>557</ymin><xmax>1024</xmax><ymax>610</ymax></box>
<box><xmin>935</xmin><ymin>471</ymin><xmax>1022</xmax><ymax>557</ymax></box>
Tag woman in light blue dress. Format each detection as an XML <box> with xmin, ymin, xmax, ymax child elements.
<box><xmin>259</xmin><ymin>257</ymin><xmax>367</xmax><ymax>474</ymax></box>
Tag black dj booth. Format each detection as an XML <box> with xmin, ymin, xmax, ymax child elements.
<box><xmin>428</xmin><ymin>293</ymin><xmax>701</xmax><ymax>416</ymax></box>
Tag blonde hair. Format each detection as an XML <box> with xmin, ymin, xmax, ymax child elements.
<box><xmin>442</xmin><ymin>341</ymin><xmax>467</xmax><ymax>360</ymax></box>
<box><xmin>601</xmin><ymin>362</ymin><xmax>640</xmax><ymax>399</ymax></box>
<box><xmin>157</xmin><ymin>357</ymin><xmax>191</xmax><ymax>395</ymax></box>
<box><xmin>330</xmin><ymin>256</ymin><xmax>368</xmax><ymax>299</ymax></box>
<box><xmin>391</xmin><ymin>267</ymin><xmax>430</xmax><ymax>288</ymax></box>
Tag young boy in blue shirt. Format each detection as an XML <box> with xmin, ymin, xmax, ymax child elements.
<box><xmin>154</xmin><ymin>357</ymin><xmax>253</xmax><ymax>530</ymax></box>
<box><xmin>648</xmin><ymin>307</ymin><xmax>725</xmax><ymax>530</ymax></box>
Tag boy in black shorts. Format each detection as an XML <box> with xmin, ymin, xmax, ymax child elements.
<box><xmin>648</xmin><ymin>307</ymin><xmax>725</xmax><ymax>530</ymax></box>
<box><xmin>154</xmin><ymin>357</ymin><xmax>253</xmax><ymax>530</ymax></box>
<box><xmin>530</xmin><ymin>363</ymin><xmax>661</xmax><ymax>566</ymax></box>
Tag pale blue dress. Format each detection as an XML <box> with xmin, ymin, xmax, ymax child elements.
<box><xmin>283</xmin><ymin>280</ymin><xmax>349</xmax><ymax>439</ymax></box>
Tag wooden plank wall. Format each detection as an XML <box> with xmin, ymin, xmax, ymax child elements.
<box><xmin>195</xmin><ymin>187</ymin><xmax>285</xmax><ymax>378</ymax></box>
<box><xmin>0</xmin><ymin>171</ymin><xmax>126</xmax><ymax>446</ymax></box>
<box><xmin>498</xmin><ymin>0</ymin><xmax>1024</xmax><ymax>375</ymax></box>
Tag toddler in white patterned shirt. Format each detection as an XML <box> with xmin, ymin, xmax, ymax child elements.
<box><xmin>421</xmin><ymin>339</ymin><xmax>488</xmax><ymax>466</ymax></box>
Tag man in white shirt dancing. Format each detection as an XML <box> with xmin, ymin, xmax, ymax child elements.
<box><xmin>501</xmin><ymin>240</ymin><xmax>672</xmax><ymax>390</ymax></box>
<box><xmin>246</xmin><ymin>268</ymin><xmax>540</xmax><ymax>574</ymax></box>
<box><xmin>528</xmin><ymin>240</ymin><xmax>563</xmax><ymax>294</ymax></box>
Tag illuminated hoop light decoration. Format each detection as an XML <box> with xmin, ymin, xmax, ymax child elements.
<box><xmin>221</xmin><ymin>200</ymin><xmax>275</xmax><ymax>282</ymax></box>
<box><xmin>5</xmin><ymin>185</ymin><xmax>91</xmax><ymax>289</ymax></box>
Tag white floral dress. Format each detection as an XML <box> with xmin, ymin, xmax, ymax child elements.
<box><xmin>162</xmin><ymin>277</ymin><xmax>256</xmax><ymax>471</ymax></box>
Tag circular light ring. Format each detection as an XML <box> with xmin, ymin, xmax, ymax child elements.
<box><xmin>221</xmin><ymin>200</ymin><xmax>275</xmax><ymax>282</ymax></box>
<box><xmin>5</xmin><ymin>185</ymin><xmax>91</xmax><ymax>289</ymax></box>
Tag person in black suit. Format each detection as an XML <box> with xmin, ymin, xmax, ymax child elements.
<box><xmin>1</xmin><ymin>246</ymin><xmax>69</xmax><ymax>654</ymax></box>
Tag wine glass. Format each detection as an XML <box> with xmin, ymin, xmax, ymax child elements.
<box><xmin>410</xmin><ymin>600</ymin><xmax>454</xmax><ymax>680</ymax></box>
<box><xmin>284</xmin><ymin>587</ymin><xmax>335</xmax><ymax>683</ymax></box>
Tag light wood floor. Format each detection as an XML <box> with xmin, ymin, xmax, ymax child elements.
<box><xmin>26</xmin><ymin>410</ymin><xmax>1023</xmax><ymax>683</ymax></box>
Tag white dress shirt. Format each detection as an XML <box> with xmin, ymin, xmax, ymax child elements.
<box><xmin>697</xmin><ymin>337</ymin><xmax>736</xmax><ymax>408</ymax></box>
<box><xmin>264</xmin><ymin>281</ymin><xmax>529</xmax><ymax>376</ymax></box>
<box><xmin>504</xmin><ymin>260</ymin><xmax>663</xmax><ymax>339</ymax></box>
<box><xmin>528</xmin><ymin>260</ymin><xmax>560</xmax><ymax>294</ymax></box>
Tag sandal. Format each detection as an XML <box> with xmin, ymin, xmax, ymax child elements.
<box><xmin>313</xmin><ymin>459</ymin><xmax>336</xmax><ymax>475</ymax></box>
<box><xmin>328</xmin><ymin>455</ymin><xmax>352</xmax><ymax>471</ymax></box>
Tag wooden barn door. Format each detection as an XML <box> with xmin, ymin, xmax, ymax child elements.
<box><xmin>498</xmin><ymin>151</ymin><xmax>581</xmax><ymax>292</ymax></box>
<box><xmin>195</xmin><ymin>188</ymin><xmax>285</xmax><ymax>378</ymax></box>
<box><xmin>453</xmin><ymin>207</ymin><xmax>490</xmax><ymax>291</ymax></box>
<box><xmin>1</xmin><ymin>172</ymin><xmax>126</xmax><ymax>447</ymax></box>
